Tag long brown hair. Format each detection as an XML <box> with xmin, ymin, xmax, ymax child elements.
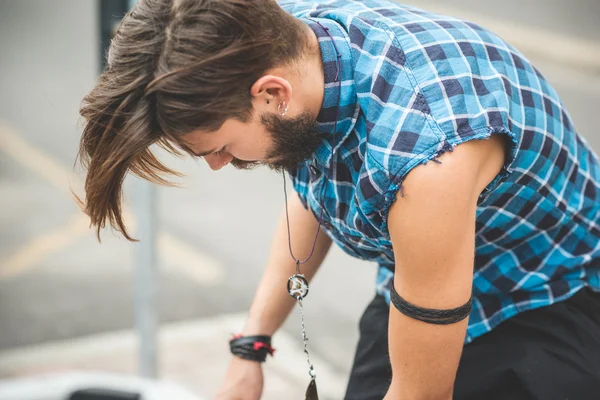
<box><xmin>77</xmin><ymin>0</ymin><xmax>307</xmax><ymax>240</ymax></box>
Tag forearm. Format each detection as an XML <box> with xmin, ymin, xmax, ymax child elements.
<box><xmin>384</xmin><ymin>310</ymin><xmax>467</xmax><ymax>400</ymax></box>
<box><xmin>242</xmin><ymin>193</ymin><xmax>332</xmax><ymax>335</ymax></box>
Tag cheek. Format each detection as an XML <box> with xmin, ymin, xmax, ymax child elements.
<box><xmin>233</xmin><ymin>129</ymin><xmax>272</xmax><ymax>160</ymax></box>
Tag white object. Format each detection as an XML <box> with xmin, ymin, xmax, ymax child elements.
<box><xmin>0</xmin><ymin>372</ymin><xmax>203</xmax><ymax>400</ymax></box>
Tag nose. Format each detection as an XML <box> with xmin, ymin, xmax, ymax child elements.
<box><xmin>204</xmin><ymin>153</ymin><xmax>233</xmax><ymax>171</ymax></box>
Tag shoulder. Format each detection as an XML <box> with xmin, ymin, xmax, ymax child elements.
<box><xmin>397</xmin><ymin>135</ymin><xmax>507</xmax><ymax>203</ymax></box>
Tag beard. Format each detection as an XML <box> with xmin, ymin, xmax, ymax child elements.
<box><xmin>230</xmin><ymin>112</ymin><xmax>323</xmax><ymax>172</ymax></box>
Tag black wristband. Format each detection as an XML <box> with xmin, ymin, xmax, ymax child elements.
<box><xmin>229</xmin><ymin>335</ymin><xmax>274</xmax><ymax>363</ymax></box>
<box><xmin>390</xmin><ymin>282</ymin><xmax>472</xmax><ymax>325</ymax></box>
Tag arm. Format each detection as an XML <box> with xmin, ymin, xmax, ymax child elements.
<box><xmin>243</xmin><ymin>192</ymin><xmax>333</xmax><ymax>335</ymax></box>
<box><xmin>384</xmin><ymin>137</ymin><xmax>505</xmax><ymax>400</ymax></box>
<box><xmin>216</xmin><ymin>192</ymin><xmax>332</xmax><ymax>400</ymax></box>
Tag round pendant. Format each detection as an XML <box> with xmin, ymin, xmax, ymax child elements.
<box><xmin>287</xmin><ymin>274</ymin><xmax>309</xmax><ymax>300</ymax></box>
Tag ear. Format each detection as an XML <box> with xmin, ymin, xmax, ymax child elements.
<box><xmin>250</xmin><ymin>75</ymin><xmax>293</xmax><ymax>107</ymax></box>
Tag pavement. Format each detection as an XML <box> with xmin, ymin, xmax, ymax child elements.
<box><xmin>0</xmin><ymin>1</ymin><xmax>599</xmax><ymax>399</ymax></box>
<box><xmin>0</xmin><ymin>313</ymin><xmax>348</xmax><ymax>399</ymax></box>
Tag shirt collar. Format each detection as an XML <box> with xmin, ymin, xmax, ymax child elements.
<box><xmin>303</xmin><ymin>18</ymin><xmax>358</xmax><ymax>169</ymax></box>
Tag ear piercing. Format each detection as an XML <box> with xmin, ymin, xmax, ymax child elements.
<box><xmin>278</xmin><ymin>101</ymin><xmax>288</xmax><ymax>117</ymax></box>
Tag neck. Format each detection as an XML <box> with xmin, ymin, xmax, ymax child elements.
<box><xmin>294</xmin><ymin>21</ymin><xmax>325</xmax><ymax>119</ymax></box>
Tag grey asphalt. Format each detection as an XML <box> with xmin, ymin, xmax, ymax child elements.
<box><xmin>1</xmin><ymin>0</ymin><xmax>599</xmax><ymax>393</ymax></box>
<box><xmin>418</xmin><ymin>0</ymin><xmax>600</xmax><ymax>42</ymax></box>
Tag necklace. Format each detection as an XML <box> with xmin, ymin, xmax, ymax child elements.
<box><xmin>281</xmin><ymin>20</ymin><xmax>342</xmax><ymax>400</ymax></box>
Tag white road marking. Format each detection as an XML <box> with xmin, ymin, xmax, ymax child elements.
<box><xmin>0</xmin><ymin>122</ymin><xmax>223</xmax><ymax>285</ymax></box>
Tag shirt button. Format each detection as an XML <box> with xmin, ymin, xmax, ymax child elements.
<box><xmin>309</xmin><ymin>165</ymin><xmax>320</xmax><ymax>176</ymax></box>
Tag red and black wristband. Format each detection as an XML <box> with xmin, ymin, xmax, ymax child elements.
<box><xmin>229</xmin><ymin>334</ymin><xmax>275</xmax><ymax>363</ymax></box>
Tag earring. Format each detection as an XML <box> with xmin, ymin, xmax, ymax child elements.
<box><xmin>278</xmin><ymin>101</ymin><xmax>288</xmax><ymax>117</ymax></box>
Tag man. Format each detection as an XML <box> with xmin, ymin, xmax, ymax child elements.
<box><xmin>78</xmin><ymin>0</ymin><xmax>600</xmax><ymax>399</ymax></box>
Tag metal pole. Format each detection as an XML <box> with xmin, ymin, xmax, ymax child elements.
<box><xmin>133</xmin><ymin>178</ymin><xmax>159</xmax><ymax>379</ymax></box>
<box><xmin>120</xmin><ymin>0</ymin><xmax>158</xmax><ymax>380</ymax></box>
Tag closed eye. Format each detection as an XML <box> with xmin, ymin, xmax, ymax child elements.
<box><xmin>192</xmin><ymin>147</ymin><xmax>225</xmax><ymax>158</ymax></box>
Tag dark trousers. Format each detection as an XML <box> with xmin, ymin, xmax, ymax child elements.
<box><xmin>345</xmin><ymin>288</ymin><xmax>600</xmax><ymax>400</ymax></box>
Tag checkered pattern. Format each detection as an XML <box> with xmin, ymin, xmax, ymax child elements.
<box><xmin>280</xmin><ymin>0</ymin><xmax>600</xmax><ymax>343</ymax></box>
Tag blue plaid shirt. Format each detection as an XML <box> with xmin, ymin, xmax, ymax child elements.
<box><xmin>280</xmin><ymin>0</ymin><xmax>600</xmax><ymax>343</ymax></box>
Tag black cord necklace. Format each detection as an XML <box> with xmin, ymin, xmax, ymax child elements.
<box><xmin>281</xmin><ymin>21</ymin><xmax>342</xmax><ymax>400</ymax></box>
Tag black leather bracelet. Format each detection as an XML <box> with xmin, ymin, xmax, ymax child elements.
<box><xmin>229</xmin><ymin>335</ymin><xmax>275</xmax><ymax>363</ymax></box>
<box><xmin>390</xmin><ymin>282</ymin><xmax>472</xmax><ymax>325</ymax></box>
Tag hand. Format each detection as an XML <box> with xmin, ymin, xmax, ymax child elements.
<box><xmin>214</xmin><ymin>357</ymin><xmax>264</xmax><ymax>400</ymax></box>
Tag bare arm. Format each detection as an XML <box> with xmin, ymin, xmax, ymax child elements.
<box><xmin>216</xmin><ymin>192</ymin><xmax>332</xmax><ymax>400</ymax></box>
<box><xmin>384</xmin><ymin>137</ymin><xmax>505</xmax><ymax>399</ymax></box>
<box><xmin>243</xmin><ymin>192</ymin><xmax>333</xmax><ymax>335</ymax></box>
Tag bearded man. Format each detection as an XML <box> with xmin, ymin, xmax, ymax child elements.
<box><xmin>78</xmin><ymin>1</ymin><xmax>600</xmax><ymax>399</ymax></box>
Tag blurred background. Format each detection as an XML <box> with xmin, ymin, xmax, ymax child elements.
<box><xmin>0</xmin><ymin>0</ymin><xmax>598</xmax><ymax>399</ymax></box>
